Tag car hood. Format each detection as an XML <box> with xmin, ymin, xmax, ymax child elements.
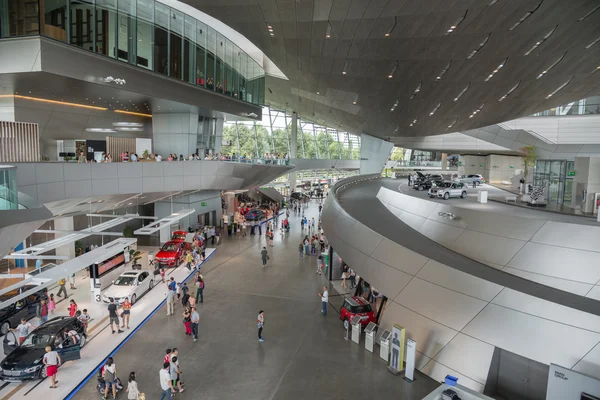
<box><xmin>104</xmin><ymin>285</ymin><xmax>135</xmax><ymax>299</ymax></box>
<box><xmin>2</xmin><ymin>347</ymin><xmax>45</xmax><ymax>369</ymax></box>
<box><xmin>155</xmin><ymin>250</ymin><xmax>177</xmax><ymax>259</ymax></box>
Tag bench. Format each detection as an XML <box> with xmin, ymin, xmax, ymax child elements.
<box><xmin>505</xmin><ymin>195</ymin><xmax>517</xmax><ymax>203</ymax></box>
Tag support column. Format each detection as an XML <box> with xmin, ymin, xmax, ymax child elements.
<box><xmin>359</xmin><ymin>134</ymin><xmax>394</xmax><ymax>175</ymax></box>
<box><xmin>213</xmin><ymin>117</ymin><xmax>224</xmax><ymax>155</ymax></box>
<box><xmin>54</xmin><ymin>217</ymin><xmax>76</xmax><ymax>260</ymax></box>
<box><xmin>441</xmin><ymin>153</ymin><xmax>448</xmax><ymax>170</ymax></box>
<box><xmin>152</xmin><ymin>112</ymin><xmax>199</xmax><ymax>158</ymax></box>
<box><xmin>289</xmin><ymin>112</ymin><xmax>298</xmax><ymax>192</ymax></box>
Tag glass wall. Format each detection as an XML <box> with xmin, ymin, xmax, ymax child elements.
<box><xmin>0</xmin><ymin>166</ymin><xmax>17</xmax><ymax>210</ymax></box>
<box><xmin>533</xmin><ymin>160</ymin><xmax>572</xmax><ymax>205</ymax></box>
<box><xmin>220</xmin><ymin>106</ymin><xmax>361</xmax><ymax>160</ymax></box>
<box><xmin>532</xmin><ymin>96</ymin><xmax>600</xmax><ymax>116</ymax></box>
<box><xmin>0</xmin><ymin>0</ymin><xmax>264</xmax><ymax>106</ymax></box>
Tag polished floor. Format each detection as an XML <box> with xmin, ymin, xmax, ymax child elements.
<box><xmin>73</xmin><ymin>204</ymin><xmax>439</xmax><ymax>399</ymax></box>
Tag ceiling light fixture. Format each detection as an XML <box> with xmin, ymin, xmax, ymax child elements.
<box><xmin>578</xmin><ymin>4</ymin><xmax>600</xmax><ymax>21</ymax></box>
<box><xmin>112</xmin><ymin>122</ymin><xmax>143</xmax><ymax>127</ymax></box>
<box><xmin>0</xmin><ymin>94</ymin><xmax>107</xmax><ymax>110</ymax></box>
<box><xmin>429</xmin><ymin>102</ymin><xmax>442</xmax><ymax>116</ymax></box>
<box><xmin>467</xmin><ymin>34</ymin><xmax>491</xmax><ymax>59</ymax></box>
<box><xmin>446</xmin><ymin>118</ymin><xmax>458</xmax><ymax>130</ymax></box>
<box><xmin>436</xmin><ymin>61</ymin><xmax>452</xmax><ymax>80</ymax></box>
<box><xmin>342</xmin><ymin>59</ymin><xmax>348</xmax><ymax>75</ymax></box>
<box><xmin>484</xmin><ymin>59</ymin><xmax>507</xmax><ymax>82</ymax></box>
<box><xmin>114</xmin><ymin>110</ymin><xmax>152</xmax><ymax>118</ymax></box>
<box><xmin>410</xmin><ymin>82</ymin><xmax>422</xmax><ymax>99</ymax></box>
<box><xmin>536</xmin><ymin>52</ymin><xmax>566</xmax><ymax>79</ymax></box>
<box><xmin>488</xmin><ymin>0</ymin><xmax>499</xmax><ymax>5</ymax></box>
<box><xmin>446</xmin><ymin>10</ymin><xmax>467</xmax><ymax>35</ymax></box>
<box><xmin>524</xmin><ymin>26</ymin><xmax>557</xmax><ymax>55</ymax></box>
<box><xmin>469</xmin><ymin>103</ymin><xmax>486</xmax><ymax>118</ymax></box>
<box><xmin>385</xmin><ymin>16</ymin><xmax>397</xmax><ymax>37</ymax></box>
<box><xmin>508</xmin><ymin>0</ymin><xmax>543</xmax><ymax>31</ymax></box>
<box><xmin>104</xmin><ymin>76</ymin><xmax>126</xmax><ymax>85</ymax></box>
<box><xmin>499</xmin><ymin>81</ymin><xmax>521</xmax><ymax>101</ymax></box>
<box><xmin>316</xmin><ymin>91</ymin><xmax>320</xmax><ymax>95</ymax></box>
<box><xmin>546</xmin><ymin>77</ymin><xmax>573</xmax><ymax>99</ymax></box>
<box><xmin>115</xmin><ymin>127</ymin><xmax>144</xmax><ymax>132</ymax></box>
<box><xmin>388</xmin><ymin>62</ymin><xmax>398</xmax><ymax>79</ymax></box>
<box><xmin>390</xmin><ymin>99</ymin><xmax>399</xmax><ymax>112</ymax></box>
<box><xmin>409</xmin><ymin>118</ymin><xmax>418</xmax><ymax>127</ymax></box>
<box><xmin>86</xmin><ymin>128</ymin><xmax>117</xmax><ymax>132</ymax></box>
<box><xmin>585</xmin><ymin>36</ymin><xmax>600</xmax><ymax>49</ymax></box>
<box><xmin>454</xmin><ymin>83</ymin><xmax>470</xmax><ymax>101</ymax></box>
<box><xmin>326</xmin><ymin>21</ymin><xmax>332</xmax><ymax>38</ymax></box>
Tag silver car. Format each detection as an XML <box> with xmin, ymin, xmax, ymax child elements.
<box><xmin>429</xmin><ymin>181</ymin><xmax>468</xmax><ymax>200</ymax></box>
<box><xmin>457</xmin><ymin>174</ymin><xmax>485</xmax><ymax>186</ymax></box>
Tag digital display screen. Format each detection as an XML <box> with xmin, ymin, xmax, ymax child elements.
<box><xmin>89</xmin><ymin>253</ymin><xmax>125</xmax><ymax>278</ymax></box>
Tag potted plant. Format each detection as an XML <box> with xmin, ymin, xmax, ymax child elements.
<box><xmin>75</xmin><ymin>240</ymin><xmax>84</xmax><ymax>257</ymax></box>
<box><xmin>123</xmin><ymin>226</ymin><xmax>134</xmax><ymax>238</ymax></box>
<box><xmin>227</xmin><ymin>223</ymin><xmax>233</xmax><ymax>236</ymax></box>
<box><xmin>520</xmin><ymin>146</ymin><xmax>536</xmax><ymax>193</ymax></box>
<box><xmin>142</xmin><ymin>149</ymin><xmax>150</xmax><ymax>160</ymax></box>
<box><xmin>129</xmin><ymin>249</ymin><xmax>142</xmax><ymax>270</ymax></box>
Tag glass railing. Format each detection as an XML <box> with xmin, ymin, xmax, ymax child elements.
<box><xmin>0</xmin><ymin>166</ymin><xmax>18</xmax><ymax>210</ymax></box>
<box><xmin>388</xmin><ymin>160</ymin><xmax>443</xmax><ymax>168</ymax></box>
<box><xmin>531</xmin><ymin>96</ymin><xmax>600</xmax><ymax>116</ymax></box>
<box><xmin>0</xmin><ymin>0</ymin><xmax>265</xmax><ymax>106</ymax></box>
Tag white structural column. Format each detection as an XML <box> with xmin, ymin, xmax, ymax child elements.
<box><xmin>359</xmin><ymin>134</ymin><xmax>394</xmax><ymax>174</ymax></box>
<box><xmin>152</xmin><ymin>112</ymin><xmax>200</xmax><ymax>158</ymax></box>
<box><xmin>289</xmin><ymin>112</ymin><xmax>298</xmax><ymax>192</ymax></box>
<box><xmin>571</xmin><ymin>157</ymin><xmax>600</xmax><ymax>213</ymax></box>
<box><xmin>54</xmin><ymin>216</ymin><xmax>76</xmax><ymax>261</ymax></box>
<box><xmin>213</xmin><ymin>117</ymin><xmax>224</xmax><ymax>155</ymax></box>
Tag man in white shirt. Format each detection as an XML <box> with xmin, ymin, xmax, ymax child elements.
<box><xmin>319</xmin><ymin>286</ymin><xmax>328</xmax><ymax>316</ymax></box>
<box><xmin>156</xmin><ymin>154</ymin><xmax>162</xmax><ymax>162</ymax></box>
<box><xmin>159</xmin><ymin>362</ymin><xmax>175</xmax><ymax>400</ymax></box>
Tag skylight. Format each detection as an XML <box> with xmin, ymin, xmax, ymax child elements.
<box><xmin>410</xmin><ymin>82</ymin><xmax>422</xmax><ymax>99</ymax></box>
<box><xmin>468</xmin><ymin>103</ymin><xmax>485</xmax><ymax>118</ymax></box>
<box><xmin>578</xmin><ymin>4</ymin><xmax>600</xmax><ymax>21</ymax></box>
<box><xmin>446</xmin><ymin>11</ymin><xmax>468</xmax><ymax>35</ymax></box>
<box><xmin>429</xmin><ymin>102</ymin><xmax>442</xmax><ymax>116</ymax></box>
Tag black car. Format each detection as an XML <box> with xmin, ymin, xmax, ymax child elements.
<box><xmin>0</xmin><ymin>285</ymin><xmax>48</xmax><ymax>335</ymax></box>
<box><xmin>0</xmin><ymin>317</ymin><xmax>85</xmax><ymax>381</ymax></box>
<box><xmin>290</xmin><ymin>192</ymin><xmax>309</xmax><ymax>201</ymax></box>
<box><xmin>244</xmin><ymin>209</ymin><xmax>266</xmax><ymax>221</ymax></box>
<box><xmin>413</xmin><ymin>178</ymin><xmax>443</xmax><ymax>191</ymax></box>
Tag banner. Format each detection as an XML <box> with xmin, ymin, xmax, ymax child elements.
<box><xmin>405</xmin><ymin>338</ymin><xmax>416</xmax><ymax>381</ymax></box>
<box><xmin>389</xmin><ymin>324</ymin><xmax>406</xmax><ymax>373</ymax></box>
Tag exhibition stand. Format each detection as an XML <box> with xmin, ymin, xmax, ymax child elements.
<box><xmin>422</xmin><ymin>383</ymin><xmax>495</xmax><ymax>400</ymax></box>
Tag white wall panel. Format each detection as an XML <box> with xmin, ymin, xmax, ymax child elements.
<box><xmin>457</xmin><ymin>211</ymin><xmax>545</xmax><ymax>241</ymax></box>
<box><xmin>432</xmin><ymin>333</ymin><xmax>495</xmax><ymax>388</ymax></box>
<box><xmin>163</xmin><ymin>175</ymin><xmax>184</xmax><ymax>192</ymax></box>
<box><xmin>586</xmin><ymin>286</ymin><xmax>600</xmax><ymax>301</ymax></box>
<box><xmin>450</xmin><ymin>229</ymin><xmax>526</xmax><ymax>266</ymax></box>
<box><xmin>383</xmin><ymin>302</ymin><xmax>458</xmax><ymax>358</ymax></box>
<box><xmin>371</xmin><ymin>238</ymin><xmax>429</xmax><ymax>275</ymax></box>
<box><xmin>91</xmin><ymin>179</ymin><xmax>119</xmax><ymax>196</ymax></box>
<box><xmin>396</xmin><ymin>209</ymin><xmax>427</xmax><ymax>231</ymax></box>
<box><xmin>90</xmin><ymin>163</ymin><xmax>118</xmax><ymax>180</ymax></box>
<box><xmin>36</xmin><ymin>182</ymin><xmax>66</xmax><ymax>204</ymax></box>
<box><xmin>462</xmin><ymin>304</ymin><xmax>600</xmax><ymax>368</ymax></box>
<box><xmin>421</xmin><ymin>360</ymin><xmax>485</xmax><ymax>392</ymax></box>
<box><xmin>64</xmin><ymin>180</ymin><xmax>92</xmax><ymax>199</ymax></box>
<box><xmin>418</xmin><ymin>219</ymin><xmax>465</xmax><ymax>247</ymax></box>
<box><xmin>344</xmin><ymin>223</ymin><xmax>382</xmax><ymax>257</ymax></box>
<box><xmin>35</xmin><ymin>163</ymin><xmax>63</xmax><ymax>184</ymax></box>
<box><xmin>364</xmin><ymin>257</ymin><xmax>413</xmax><ymax>299</ymax></box>
<box><xmin>507</xmin><ymin>242</ymin><xmax>600</xmax><ymax>283</ymax></box>
<box><xmin>63</xmin><ymin>163</ymin><xmax>91</xmax><ymax>181</ymax></box>
<box><xmin>141</xmin><ymin>162</ymin><xmax>164</xmax><ymax>177</ymax></box>
<box><xmin>572</xmin><ymin>342</ymin><xmax>600</xmax><ymax>378</ymax></box>
<box><xmin>118</xmin><ymin>178</ymin><xmax>143</xmax><ymax>194</ymax></box>
<box><xmin>117</xmin><ymin>162</ymin><xmax>143</xmax><ymax>179</ymax></box>
<box><xmin>417</xmin><ymin>260</ymin><xmax>503</xmax><ymax>302</ymax></box>
<box><xmin>14</xmin><ymin>163</ymin><xmax>36</xmax><ymax>186</ymax></box>
<box><xmin>492</xmin><ymin>289</ymin><xmax>600</xmax><ymax>333</ymax></box>
<box><xmin>395</xmin><ymin>278</ymin><xmax>487</xmax><ymax>331</ymax></box>
<box><xmin>403</xmin><ymin>197</ymin><xmax>438</xmax><ymax>219</ymax></box>
<box><xmin>532</xmin><ymin>221</ymin><xmax>600</xmax><ymax>253</ymax></box>
<box><xmin>162</xmin><ymin>161</ymin><xmax>184</xmax><ymax>177</ymax></box>
<box><xmin>503</xmin><ymin>267</ymin><xmax>594</xmax><ymax>296</ymax></box>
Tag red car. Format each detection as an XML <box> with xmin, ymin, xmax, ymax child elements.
<box><xmin>155</xmin><ymin>241</ymin><xmax>191</xmax><ymax>267</ymax></box>
<box><xmin>171</xmin><ymin>230</ymin><xmax>188</xmax><ymax>242</ymax></box>
<box><xmin>340</xmin><ymin>296</ymin><xmax>376</xmax><ymax>328</ymax></box>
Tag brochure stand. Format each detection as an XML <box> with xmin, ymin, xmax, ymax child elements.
<box><xmin>364</xmin><ymin>322</ymin><xmax>377</xmax><ymax>353</ymax></box>
<box><xmin>380</xmin><ymin>330</ymin><xmax>391</xmax><ymax>362</ymax></box>
<box><xmin>351</xmin><ymin>316</ymin><xmax>362</xmax><ymax>344</ymax></box>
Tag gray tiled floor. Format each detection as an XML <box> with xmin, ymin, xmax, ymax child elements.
<box><xmin>73</xmin><ymin>202</ymin><xmax>439</xmax><ymax>399</ymax></box>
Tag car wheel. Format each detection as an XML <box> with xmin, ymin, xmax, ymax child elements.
<box><xmin>429</xmin><ymin>195</ymin><xmax>434</xmax><ymax>198</ymax></box>
<box><xmin>39</xmin><ymin>366</ymin><xmax>48</xmax><ymax>379</ymax></box>
<box><xmin>79</xmin><ymin>334</ymin><xmax>87</xmax><ymax>348</ymax></box>
<box><xmin>0</xmin><ymin>321</ymin><xmax>10</xmax><ymax>335</ymax></box>
<box><xmin>461</xmin><ymin>191</ymin><xmax>467</xmax><ymax>199</ymax></box>
<box><xmin>131</xmin><ymin>294</ymin><xmax>137</xmax><ymax>305</ymax></box>
<box><xmin>149</xmin><ymin>280</ymin><xmax>154</xmax><ymax>290</ymax></box>
<box><xmin>418</xmin><ymin>185</ymin><xmax>424</xmax><ymax>191</ymax></box>
<box><xmin>343</xmin><ymin>318</ymin><xmax>349</xmax><ymax>330</ymax></box>
<box><xmin>443</xmin><ymin>192</ymin><xmax>449</xmax><ymax>200</ymax></box>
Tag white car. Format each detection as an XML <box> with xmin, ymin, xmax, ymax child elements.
<box><xmin>429</xmin><ymin>181</ymin><xmax>468</xmax><ymax>200</ymax></box>
<box><xmin>102</xmin><ymin>270</ymin><xmax>154</xmax><ymax>305</ymax></box>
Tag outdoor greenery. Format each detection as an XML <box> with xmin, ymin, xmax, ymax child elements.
<box><xmin>520</xmin><ymin>145</ymin><xmax>536</xmax><ymax>179</ymax></box>
<box><xmin>389</xmin><ymin>147</ymin><xmax>405</xmax><ymax>161</ymax></box>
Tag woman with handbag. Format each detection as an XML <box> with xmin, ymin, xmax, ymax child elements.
<box><xmin>126</xmin><ymin>371</ymin><xmax>142</xmax><ymax>400</ymax></box>
<box><xmin>182</xmin><ymin>307</ymin><xmax>192</xmax><ymax>336</ymax></box>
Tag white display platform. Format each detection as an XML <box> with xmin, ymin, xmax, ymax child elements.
<box><xmin>477</xmin><ymin>190</ymin><xmax>488</xmax><ymax>203</ymax></box>
<box><xmin>0</xmin><ymin>249</ymin><xmax>216</xmax><ymax>400</ymax></box>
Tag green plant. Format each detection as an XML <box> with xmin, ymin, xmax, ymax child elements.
<box><xmin>74</xmin><ymin>240</ymin><xmax>84</xmax><ymax>257</ymax></box>
<box><xmin>520</xmin><ymin>146</ymin><xmax>536</xmax><ymax>179</ymax></box>
<box><xmin>129</xmin><ymin>249</ymin><xmax>142</xmax><ymax>267</ymax></box>
<box><xmin>123</xmin><ymin>226</ymin><xmax>134</xmax><ymax>238</ymax></box>
<box><xmin>142</xmin><ymin>149</ymin><xmax>150</xmax><ymax>159</ymax></box>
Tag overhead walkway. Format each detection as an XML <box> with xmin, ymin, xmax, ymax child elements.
<box><xmin>321</xmin><ymin>175</ymin><xmax>600</xmax><ymax>392</ymax></box>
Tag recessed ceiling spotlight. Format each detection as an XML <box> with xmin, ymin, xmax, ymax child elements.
<box><xmin>585</xmin><ymin>36</ymin><xmax>600</xmax><ymax>49</ymax></box>
<box><xmin>536</xmin><ymin>53</ymin><xmax>566</xmax><ymax>79</ymax></box>
<box><xmin>429</xmin><ymin>102</ymin><xmax>442</xmax><ymax>116</ymax></box>
<box><xmin>546</xmin><ymin>77</ymin><xmax>573</xmax><ymax>99</ymax></box>
<box><xmin>499</xmin><ymin>81</ymin><xmax>521</xmax><ymax>101</ymax></box>
<box><xmin>385</xmin><ymin>16</ymin><xmax>397</xmax><ymax>38</ymax></box>
<box><xmin>445</xmin><ymin>11</ymin><xmax>467</xmax><ymax>36</ymax></box>
<box><xmin>326</xmin><ymin>21</ymin><xmax>332</xmax><ymax>38</ymax></box>
<box><xmin>316</xmin><ymin>91</ymin><xmax>320</xmax><ymax>95</ymax></box>
<box><xmin>484</xmin><ymin>59</ymin><xmax>507</xmax><ymax>82</ymax></box>
<box><xmin>453</xmin><ymin>83</ymin><xmax>470</xmax><ymax>101</ymax></box>
<box><xmin>578</xmin><ymin>4</ymin><xmax>600</xmax><ymax>21</ymax></box>
<box><xmin>342</xmin><ymin>59</ymin><xmax>348</xmax><ymax>75</ymax></box>
<box><xmin>410</xmin><ymin>82</ymin><xmax>422</xmax><ymax>99</ymax></box>
<box><xmin>524</xmin><ymin>26</ymin><xmax>557</xmax><ymax>56</ymax></box>
<box><xmin>467</xmin><ymin>34</ymin><xmax>491</xmax><ymax>59</ymax></box>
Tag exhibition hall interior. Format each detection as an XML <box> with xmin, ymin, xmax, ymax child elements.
<box><xmin>1</xmin><ymin>0</ymin><xmax>600</xmax><ymax>399</ymax></box>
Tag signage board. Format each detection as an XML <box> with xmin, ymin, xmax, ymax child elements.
<box><xmin>201</xmin><ymin>201</ymin><xmax>207</xmax><ymax>206</ymax></box>
<box><xmin>404</xmin><ymin>339</ymin><xmax>416</xmax><ymax>382</ymax></box>
<box><xmin>567</xmin><ymin>170</ymin><xmax>576</xmax><ymax>177</ymax></box>
<box><xmin>389</xmin><ymin>324</ymin><xmax>406</xmax><ymax>373</ymax></box>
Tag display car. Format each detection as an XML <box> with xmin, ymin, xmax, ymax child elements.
<box><xmin>430</xmin><ymin>181</ymin><xmax>468</xmax><ymax>199</ymax></box>
<box><xmin>457</xmin><ymin>174</ymin><xmax>485</xmax><ymax>186</ymax></box>
<box><xmin>154</xmin><ymin>241</ymin><xmax>191</xmax><ymax>267</ymax></box>
<box><xmin>340</xmin><ymin>296</ymin><xmax>376</xmax><ymax>329</ymax></box>
<box><xmin>244</xmin><ymin>209</ymin><xmax>266</xmax><ymax>221</ymax></box>
<box><xmin>0</xmin><ymin>317</ymin><xmax>86</xmax><ymax>381</ymax></box>
<box><xmin>0</xmin><ymin>285</ymin><xmax>48</xmax><ymax>335</ymax></box>
<box><xmin>413</xmin><ymin>178</ymin><xmax>444</xmax><ymax>191</ymax></box>
<box><xmin>171</xmin><ymin>230</ymin><xmax>188</xmax><ymax>242</ymax></box>
<box><xmin>290</xmin><ymin>192</ymin><xmax>310</xmax><ymax>201</ymax></box>
<box><xmin>101</xmin><ymin>270</ymin><xmax>154</xmax><ymax>305</ymax></box>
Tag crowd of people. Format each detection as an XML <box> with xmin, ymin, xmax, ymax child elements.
<box><xmin>77</xmin><ymin>150</ymin><xmax>291</xmax><ymax>164</ymax></box>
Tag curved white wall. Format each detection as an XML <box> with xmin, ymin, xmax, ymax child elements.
<box><xmin>321</xmin><ymin>176</ymin><xmax>600</xmax><ymax>392</ymax></box>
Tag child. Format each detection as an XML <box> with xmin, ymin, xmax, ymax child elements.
<box><xmin>68</xmin><ymin>299</ymin><xmax>78</xmax><ymax>317</ymax></box>
<box><xmin>78</xmin><ymin>309</ymin><xmax>91</xmax><ymax>333</ymax></box>
<box><xmin>48</xmin><ymin>294</ymin><xmax>56</xmax><ymax>315</ymax></box>
<box><xmin>160</xmin><ymin>267</ymin><xmax>166</xmax><ymax>284</ymax></box>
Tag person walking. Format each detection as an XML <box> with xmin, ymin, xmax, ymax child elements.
<box><xmin>304</xmin><ymin>237</ymin><xmax>310</xmax><ymax>256</ymax></box>
<box><xmin>183</xmin><ymin>307</ymin><xmax>192</xmax><ymax>336</ymax></box>
<box><xmin>68</xmin><ymin>299</ymin><xmax>78</xmax><ymax>317</ymax></box>
<box><xmin>121</xmin><ymin>297</ymin><xmax>131</xmax><ymax>329</ymax></box>
<box><xmin>257</xmin><ymin>310</ymin><xmax>265</xmax><ymax>342</ymax></box>
<box><xmin>102</xmin><ymin>357</ymin><xmax>118</xmax><ymax>400</ymax></box>
<box><xmin>185</xmin><ymin>251</ymin><xmax>193</xmax><ymax>271</ymax></box>
<box><xmin>69</xmin><ymin>273</ymin><xmax>76</xmax><ymax>290</ymax></box>
<box><xmin>37</xmin><ymin>299</ymin><xmax>49</xmax><ymax>324</ymax></box>
<box><xmin>127</xmin><ymin>371</ymin><xmax>140</xmax><ymax>400</ymax></box>
<box><xmin>260</xmin><ymin>247</ymin><xmax>269</xmax><ymax>267</ymax></box>
<box><xmin>298</xmin><ymin>242</ymin><xmax>304</xmax><ymax>259</ymax></box>
<box><xmin>166</xmin><ymin>286</ymin><xmax>175</xmax><ymax>316</ymax></box>
<box><xmin>169</xmin><ymin>355</ymin><xmax>185</xmax><ymax>393</ymax></box>
<box><xmin>108</xmin><ymin>298</ymin><xmax>123</xmax><ymax>334</ymax></box>
<box><xmin>319</xmin><ymin>286</ymin><xmax>328</xmax><ymax>316</ymax></box>
<box><xmin>57</xmin><ymin>277</ymin><xmax>68</xmax><ymax>298</ymax></box>
<box><xmin>43</xmin><ymin>345</ymin><xmax>60</xmax><ymax>389</ymax></box>
<box><xmin>48</xmin><ymin>293</ymin><xmax>56</xmax><ymax>315</ymax></box>
<box><xmin>191</xmin><ymin>306</ymin><xmax>199</xmax><ymax>341</ymax></box>
<box><xmin>210</xmin><ymin>226</ymin><xmax>215</xmax><ymax>245</ymax></box>
<box><xmin>159</xmin><ymin>362</ymin><xmax>175</xmax><ymax>400</ymax></box>
<box><xmin>195</xmin><ymin>275</ymin><xmax>204</xmax><ymax>304</ymax></box>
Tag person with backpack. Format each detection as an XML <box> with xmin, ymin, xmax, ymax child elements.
<box><xmin>102</xmin><ymin>357</ymin><xmax>118</xmax><ymax>400</ymax></box>
<box><xmin>195</xmin><ymin>275</ymin><xmax>204</xmax><ymax>303</ymax></box>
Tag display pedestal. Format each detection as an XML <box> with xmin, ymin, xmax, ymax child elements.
<box><xmin>477</xmin><ymin>190</ymin><xmax>488</xmax><ymax>203</ymax></box>
<box><xmin>387</xmin><ymin>366</ymin><xmax>403</xmax><ymax>376</ymax></box>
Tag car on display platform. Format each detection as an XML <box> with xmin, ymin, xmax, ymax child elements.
<box><xmin>0</xmin><ymin>285</ymin><xmax>48</xmax><ymax>336</ymax></box>
<box><xmin>171</xmin><ymin>230</ymin><xmax>188</xmax><ymax>242</ymax></box>
<box><xmin>340</xmin><ymin>296</ymin><xmax>376</xmax><ymax>329</ymax></box>
<box><xmin>413</xmin><ymin>178</ymin><xmax>444</xmax><ymax>191</ymax></box>
<box><xmin>457</xmin><ymin>174</ymin><xmax>485</xmax><ymax>186</ymax></box>
<box><xmin>244</xmin><ymin>209</ymin><xmax>266</xmax><ymax>221</ymax></box>
<box><xmin>101</xmin><ymin>270</ymin><xmax>154</xmax><ymax>305</ymax></box>
<box><xmin>430</xmin><ymin>181</ymin><xmax>468</xmax><ymax>200</ymax></box>
<box><xmin>0</xmin><ymin>316</ymin><xmax>86</xmax><ymax>382</ymax></box>
<box><xmin>290</xmin><ymin>192</ymin><xmax>310</xmax><ymax>201</ymax></box>
<box><xmin>154</xmin><ymin>241</ymin><xmax>191</xmax><ymax>268</ymax></box>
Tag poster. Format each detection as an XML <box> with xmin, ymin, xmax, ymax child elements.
<box><xmin>389</xmin><ymin>324</ymin><xmax>406</xmax><ymax>373</ymax></box>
